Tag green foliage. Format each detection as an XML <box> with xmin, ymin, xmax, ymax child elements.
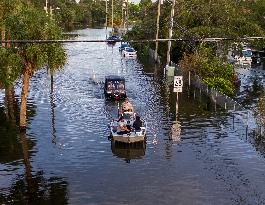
<box><xmin>139</xmin><ymin>0</ymin><xmax>152</xmax><ymax>8</ymax></box>
<box><xmin>241</xmin><ymin>0</ymin><xmax>265</xmax><ymax>30</ymax></box>
<box><xmin>0</xmin><ymin>48</ymin><xmax>22</xmax><ymax>87</ymax></box>
<box><xmin>4</xmin><ymin>4</ymin><xmax>66</xmax><ymax>70</ymax></box>
<box><xmin>203</xmin><ymin>77</ymin><xmax>234</xmax><ymax>97</ymax></box>
<box><xmin>128</xmin><ymin>0</ymin><xmax>265</xmax><ymax>59</ymax></box>
<box><xmin>175</xmin><ymin>0</ymin><xmax>265</xmax><ymax>38</ymax></box>
<box><xmin>0</xmin><ymin>0</ymin><xmax>66</xmax><ymax>87</ymax></box>
<box><xmin>180</xmin><ymin>45</ymin><xmax>236</xmax><ymax>96</ymax></box>
<box><xmin>45</xmin><ymin>43</ymin><xmax>66</xmax><ymax>71</ymax></box>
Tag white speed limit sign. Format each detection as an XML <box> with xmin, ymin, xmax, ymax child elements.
<box><xmin>174</xmin><ymin>76</ymin><xmax>183</xmax><ymax>88</ymax></box>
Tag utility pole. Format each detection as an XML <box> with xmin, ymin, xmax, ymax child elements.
<box><xmin>111</xmin><ymin>0</ymin><xmax>114</xmax><ymax>35</ymax></box>
<box><xmin>155</xmin><ymin>0</ymin><xmax>161</xmax><ymax>63</ymax></box>
<box><xmin>44</xmin><ymin>0</ymin><xmax>48</xmax><ymax>14</ymax></box>
<box><xmin>166</xmin><ymin>0</ymin><xmax>175</xmax><ymax>66</ymax></box>
<box><xmin>106</xmin><ymin>0</ymin><xmax>108</xmax><ymax>39</ymax></box>
<box><xmin>122</xmin><ymin>2</ymin><xmax>124</xmax><ymax>29</ymax></box>
<box><xmin>126</xmin><ymin>0</ymin><xmax>129</xmax><ymax>32</ymax></box>
<box><xmin>50</xmin><ymin>6</ymin><xmax>53</xmax><ymax>19</ymax></box>
<box><xmin>121</xmin><ymin>0</ymin><xmax>128</xmax><ymax>30</ymax></box>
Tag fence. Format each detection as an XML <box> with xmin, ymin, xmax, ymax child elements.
<box><xmin>169</xmin><ymin>61</ymin><xmax>265</xmax><ymax>138</ymax></box>
<box><xmin>147</xmin><ymin>47</ymin><xmax>265</xmax><ymax>138</ymax></box>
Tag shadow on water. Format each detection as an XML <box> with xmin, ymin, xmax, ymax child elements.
<box><xmin>111</xmin><ymin>141</ymin><xmax>146</xmax><ymax>163</ymax></box>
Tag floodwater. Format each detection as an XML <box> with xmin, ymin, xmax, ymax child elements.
<box><xmin>1</xmin><ymin>28</ymin><xmax>265</xmax><ymax>205</ymax></box>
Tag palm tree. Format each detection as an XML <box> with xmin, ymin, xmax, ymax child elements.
<box><xmin>1</xmin><ymin>0</ymin><xmax>66</xmax><ymax>130</ymax></box>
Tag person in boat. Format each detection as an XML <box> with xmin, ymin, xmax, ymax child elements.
<box><xmin>118</xmin><ymin>81</ymin><xmax>125</xmax><ymax>91</ymax></box>
<box><xmin>121</xmin><ymin>98</ymin><xmax>134</xmax><ymax>113</ymax></box>
<box><xmin>107</xmin><ymin>82</ymin><xmax>114</xmax><ymax>91</ymax></box>
<box><xmin>133</xmin><ymin>116</ymin><xmax>143</xmax><ymax>131</ymax></box>
<box><xmin>117</xmin><ymin>116</ymin><xmax>130</xmax><ymax>134</ymax></box>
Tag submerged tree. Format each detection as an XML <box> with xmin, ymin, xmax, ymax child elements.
<box><xmin>1</xmin><ymin>0</ymin><xmax>66</xmax><ymax>130</ymax></box>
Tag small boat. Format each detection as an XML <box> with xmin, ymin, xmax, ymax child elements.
<box><xmin>104</xmin><ymin>75</ymin><xmax>127</xmax><ymax>100</ymax></box>
<box><xmin>109</xmin><ymin>111</ymin><xmax>147</xmax><ymax>144</ymax></box>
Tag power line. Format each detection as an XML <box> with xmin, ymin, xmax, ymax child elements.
<box><xmin>0</xmin><ymin>37</ymin><xmax>264</xmax><ymax>44</ymax></box>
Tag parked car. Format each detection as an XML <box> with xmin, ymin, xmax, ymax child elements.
<box><xmin>104</xmin><ymin>75</ymin><xmax>126</xmax><ymax>100</ymax></box>
<box><xmin>234</xmin><ymin>48</ymin><xmax>252</xmax><ymax>65</ymax></box>
<box><xmin>251</xmin><ymin>50</ymin><xmax>261</xmax><ymax>65</ymax></box>
<box><xmin>119</xmin><ymin>43</ymin><xmax>129</xmax><ymax>51</ymax></box>
<box><xmin>122</xmin><ymin>47</ymin><xmax>137</xmax><ymax>58</ymax></box>
<box><xmin>106</xmin><ymin>35</ymin><xmax>121</xmax><ymax>45</ymax></box>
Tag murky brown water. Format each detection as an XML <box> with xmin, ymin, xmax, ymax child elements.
<box><xmin>1</xmin><ymin>28</ymin><xmax>265</xmax><ymax>205</ymax></box>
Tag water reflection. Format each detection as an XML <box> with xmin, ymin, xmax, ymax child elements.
<box><xmin>50</xmin><ymin>71</ymin><xmax>57</xmax><ymax>144</ymax></box>
<box><xmin>4</xmin><ymin>86</ymin><xmax>17</xmax><ymax>126</ymax></box>
<box><xmin>18</xmin><ymin>132</ymin><xmax>68</xmax><ymax>204</ymax></box>
<box><xmin>240</xmin><ymin>76</ymin><xmax>264</xmax><ymax>107</ymax></box>
<box><xmin>0</xmin><ymin>87</ymin><xmax>68</xmax><ymax>204</ymax></box>
<box><xmin>111</xmin><ymin>141</ymin><xmax>146</xmax><ymax>163</ymax></box>
<box><xmin>0</xmin><ymin>123</ymin><xmax>69</xmax><ymax>204</ymax></box>
<box><xmin>0</xmin><ymin>130</ymin><xmax>68</xmax><ymax>205</ymax></box>
<box><xmin>0</xmin><ymin>108</ymin><xmax>21</xmax><ymax>164</ymax></box>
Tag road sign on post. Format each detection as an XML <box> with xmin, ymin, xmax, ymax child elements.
<box><xmin>173</xmin><ymin>76</ymin><xmax>183</xmax><ymax>93</ymax></box>
<box><xmin>173</xmin><ymin>87</ymin><xmax>182</xmax><ymax>92</ymax></box>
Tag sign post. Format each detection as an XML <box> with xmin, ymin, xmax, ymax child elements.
<box><xmin>174</xmin><ymin>76</ymin><xmax>183</xmax><ymax>88</ymax></box>
<box><xmin>173</xmin><ymin>75</ymin><xmax>183</xmax><ymax>101</ymax></box>
<box><xmin>172</xmin><ymin>76</ymin><xmax>182</xmax><ymax>141</ymax></box>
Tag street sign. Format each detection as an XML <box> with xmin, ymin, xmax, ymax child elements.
<box><xmin>173</xmin><ymin>76</ymin><xmax>183</xmax><ymax>93</ymax></box>
<box><xmin>173</xmin><ymin>87</ymin><xmax>182</xmax><ymax>93</ymax></box>
<box><xmin>174</xmin><ymin>76</ymin><xmax>183</xmax><ymax>87</ymax></box>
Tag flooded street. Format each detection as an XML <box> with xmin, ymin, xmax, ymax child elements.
<box><xmin>1</xmin><ymin>28</ymin><xmax>265</xmax><ymax>205</ymax></box>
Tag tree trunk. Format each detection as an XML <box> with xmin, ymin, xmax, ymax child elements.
<box><xmin>19</xmin><ymin>63</ymin><xmax>31</xmax><ymax>131</ymax></box>
<box><xmin>5</xmin><ymin>86</ymin><xmax>16</xmax><ymax>125</ymax></box>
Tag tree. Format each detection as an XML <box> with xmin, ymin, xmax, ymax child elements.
<box><xmin>179</xmin><ymin>44</ymin><xmax>236</xmax><ymax>96</ymax></box>
<box><xmin>1</xmin><ymin>0</ymin><xmax>66</xmax><ymax>130</ymax></box>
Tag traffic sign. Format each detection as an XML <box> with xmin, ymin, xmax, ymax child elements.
<box><xmin>173</xmin><ymin>87</ymin><xmax>182</xmax><ymax>93</ymax></box>
<box><xmin>174</xmin><ymin>76</ymin><xmax>183</xmax><ymax>87</ymax></box>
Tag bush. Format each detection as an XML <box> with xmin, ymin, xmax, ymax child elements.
<box><xmin>179</xmin><ymin>45</ymin><xmax>236</xmax><ymax>96</ymax></box>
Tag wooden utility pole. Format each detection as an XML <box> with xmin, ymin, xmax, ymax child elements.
<box><xmin>111</xmin><ymin>0</ymin><xmax>114</xmax><ymax>35</ymax></box>
<box><xmin>166</xmin><ymin>0</ymin><xmax>175</xmax><ymax>66</ymax></box>
<box><xmin>44</xmin><ymin>0</ymin><xmax>48</xmax><ymax>14</ymax></box>
<box><xmin>106</xmin><ymin>0</ymin><xmax>108</xmax><ymax>39</ymax></box>
<box><xmin>155</xmin><ymin>0</ymin><xmax>161</xmax><ymax>63</ymax></box>
<box><xmin>126</xmin><ymin>0</ymin><xmax>129</xmax><ymax>32</ymax></box>
<box><xmin>122</xmin><ymin>1</ymin><xmax>124</xmax><ymax>29</ymax></box>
